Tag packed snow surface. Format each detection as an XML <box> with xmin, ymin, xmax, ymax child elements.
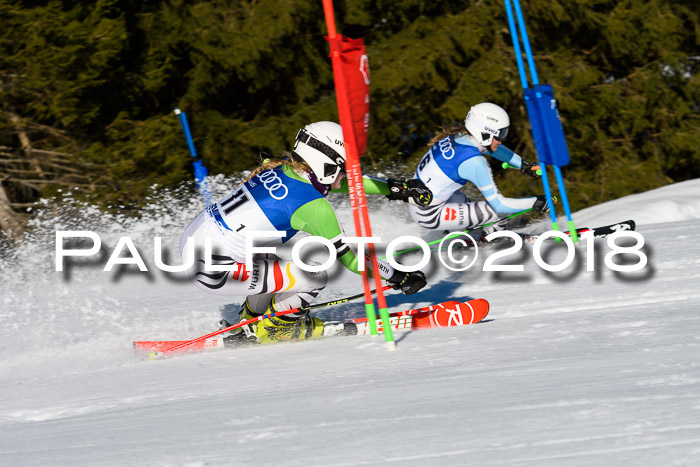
<box><xmin>572</xmin><ymin>178</ymin><xmax>700</xmax><ymax>227</ymax></box>
<box><xmin>1</xmin><ymin>178</ymin><xmax>700</xmax><ymax>466</ymax></box>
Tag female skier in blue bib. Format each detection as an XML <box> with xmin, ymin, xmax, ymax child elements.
<box><xmin>180</xmin><ymin>121</ymin><xmax>431</xmax><ymax>344</ymax></box>
<box><xmin>409</xmin><ymin>102</ymin><xmax>552</xmax><ymax>239</ymax></box>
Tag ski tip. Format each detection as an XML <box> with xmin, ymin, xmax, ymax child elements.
<box><xmin>482</xmin><ymin>299</ymin><xmax>491</xmax><ymax>319</ymax></box>
<box><xmin>470</xmin><ymin>298</ymin><xmax>490</xmax><ymax>312</ymax></box>
<box><xmin>463</xmin><ymin>298</ymin><xmax>490</xmax><ymax>324</ymax></box>
<box><xmin>472</xmin><ymin>298</ymin><xmax>490</xmax><ymax>321</ymax></box>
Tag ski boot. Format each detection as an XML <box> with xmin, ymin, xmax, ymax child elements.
<box><xmin>219</xmin><ymin>301</ymin><xmax>263</xmax><ymax>347</ymax></box>
<box><xmin>255</xmin><ymin>314</ymin><xmax>360</xmax><ymax>344</ymax></box>
<box><xmin>255</xmin><ymin>313</ymin><xmax>324</xmax><ymax>344</ymax></box>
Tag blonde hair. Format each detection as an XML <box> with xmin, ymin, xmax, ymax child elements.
<box><xmin>428</xmin><ymin>122</ymin><xmax>468</xmax><ymax>147</ymax></box>
<box><xmin>240</xmin><ymin>152</ymin><xmax>311</xmax><ymax>186</ymax></box>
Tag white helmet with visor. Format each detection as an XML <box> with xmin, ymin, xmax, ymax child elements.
<box><xmin>293</xmin><ymin>121</ymin><xmax>346</xmax><ymax>185</ymax></box>
<box><xmin>464</xmin><ymin>102</ymin><xmax>510</xmax><ymax>147</ymax></box>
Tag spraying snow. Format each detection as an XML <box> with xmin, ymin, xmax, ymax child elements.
<box><xmin>1</xmin><ymin>179</ymin><xmax>699</xmax><ymax>466</ymax></box>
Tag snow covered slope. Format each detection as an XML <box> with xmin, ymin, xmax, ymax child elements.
<box><xmin>572</xmin><ymin>179</ymin><xmax>700</xmax><ymax>227</ymax></box>
<box><xmin>1</xmin><ymin>179</ymin><xmax>699</xmax><ymax>466</ymax></box>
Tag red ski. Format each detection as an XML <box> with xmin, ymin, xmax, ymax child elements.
<box><xmin>351</xmin><ymin>299</ymin><xmax>490</xmax><ymax>335</ymax></box>
<box><xmin>133</xmin><ymin>298</ymin><xmax>489</xmax><ymax>359</ymax></box>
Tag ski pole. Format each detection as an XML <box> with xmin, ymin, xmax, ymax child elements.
<box><xmin>502</xmin><ymin>162</ymin><xmax>542</xmax><ymax>176</ymax></box>
<box><xmin>382</xmin><ymin>208</ymin><xmax>534</xmax><ymax>259</ymax></box>
<box><xmin>152</xmin><ymin>285</ymin><xmax>394</xmax><ymax>358</ymax></box>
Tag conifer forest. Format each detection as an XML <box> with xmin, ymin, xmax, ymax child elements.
<box><xmin>1</xmin><ymin>0</ymin><xmax>698</xmax><ymax>236</ymax></box>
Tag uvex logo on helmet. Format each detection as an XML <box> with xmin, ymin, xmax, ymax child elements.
<box><xmin>293</xmin><ymin>122</ymin><xmax>347</xmax><ymax>185</ymax></box>
<box><xmin>464</xmin><ymin>102</ymin><xmax>510</xmax><ymax>148</ymax></box>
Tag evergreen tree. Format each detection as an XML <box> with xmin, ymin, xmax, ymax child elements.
<box><xmin>0</xmin><ymin>0</ymin><xmax>697</xmax><ymax>219</ymax></box>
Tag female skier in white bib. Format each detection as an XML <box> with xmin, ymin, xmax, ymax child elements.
<box><xmin>409</xmin><ymin>102</ymin><xmax>553</xmax><ymax>240</ymax></box>
<box><xmin>180</xmin><ymin>121</ymin><xmax>432</xmax><ymax>344</ymax></box>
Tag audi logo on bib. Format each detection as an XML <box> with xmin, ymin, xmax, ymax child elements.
<box><xmin>257</xmin><ymin>169</ymin><xmax>288</xmax><ymax>200</ymax></box>
<box><xmin>439</xmin><ymin>137</ymin><xmax>455</xmax><ymax>160</ymax></box>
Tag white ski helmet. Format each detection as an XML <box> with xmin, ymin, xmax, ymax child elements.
<box><xmin>293</xmin><ymin>121</ymin><xmax>346</xmax><ymax>185</ymax></box>
<box><xmin>464</xmin><ymin>102</ymin><xmax>510</xmax><ymax>147</ymax></box>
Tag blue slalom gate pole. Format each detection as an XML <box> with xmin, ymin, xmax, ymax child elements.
<box><xmin>504</xmin><ymin>0</ymin><xmax>578</xmax><ymax>240</ymax></box>
<box><xmin>174</xmin><ymin>108</ymin><xmax>213</xmax><ymax>207</ymax></box>
<box><xmin>511</xmin><ymin>0</ymin><xmax>539</xmax><ymax>86</ymax></box>
<box><xmin>504</xmin><ymin>0</ymin><xmax>558</xmax><ymax>230</ymax></box>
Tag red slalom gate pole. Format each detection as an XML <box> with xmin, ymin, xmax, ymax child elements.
<box><xmin>322</xmin><ymin>6</ymin><xmax>377</xmax><ymax>337</ymax></box>
<box><xmin>322</xmin><ymin>0</ymin><xmax>395</xmax><ymax>350</ymax></box>
<box><xmin>346</xmin><ymin>162</ymin><xmax>380</xmax><ymax>336</ymax></box>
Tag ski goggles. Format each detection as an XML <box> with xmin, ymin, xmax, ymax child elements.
<box><xmin>494</xmin><ymin>126</ymin><xmax>509</xmax><ymax>142</ymax></box>
<box><xmin>324</xmin><ymin>161</ymin><xmax>345</xmax><ymax>179</ymax></box>
<box><xmin>467</xmin><ymin>111</ymin><xmax>509</xmax><ymax>143</ymax></box>
<box><xmin>296</xmin><ymin>129</ymin><xmax>346</xmax><ymax>177</ymax></box>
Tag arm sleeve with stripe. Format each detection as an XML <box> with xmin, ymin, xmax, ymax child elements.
<box><xmin>458</xmin><ymin>156</ymin><xmax>536</xmax><ymax>214</ymax></box>
<box><xmin>290</xmin><ymin>198</ymin><xmax>396</xmax><ymax>279</ymax></box>
<box><xmin>489</xmin><ymin>145</ymin><xmax>523</xmax><ymax>169</ymax></box>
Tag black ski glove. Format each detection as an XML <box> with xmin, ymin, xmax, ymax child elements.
<box><xmin>520</xmin><ymin>160</ymin><xmax>542</xmax><ymax>179</ymax></box>
<box><xmin>388</xmin><ymin>269</ymin><xmax>427</xmax><ymax>295</ymax></box>
<box><xmin>387</xmin><ymin>178</ymin><xmax>433</xmax><ymax>206</ymax></box>
<box><xmin>533</xmin><ymin>195</ymin><xmax>557</xmax><ymax>214</ymax></box>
